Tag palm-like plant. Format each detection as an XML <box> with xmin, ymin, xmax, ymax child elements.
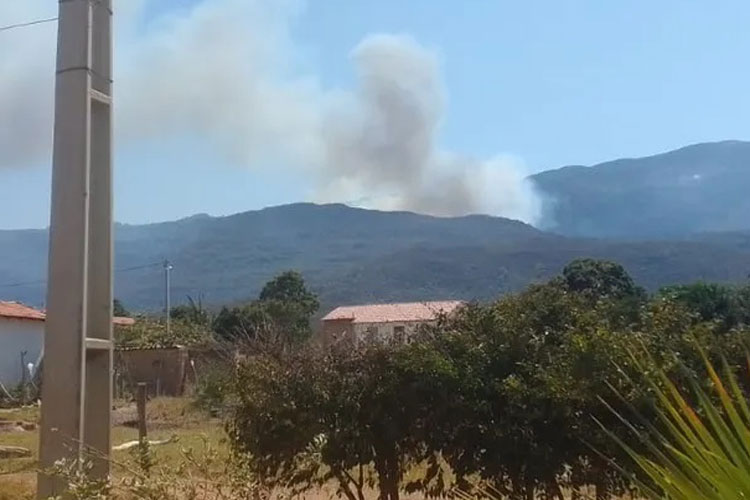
<box><xmin>599</xmin><ymin>347</ymin><xmax>750</xmax><ymax>499</ymax></box>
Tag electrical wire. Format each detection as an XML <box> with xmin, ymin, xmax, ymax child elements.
<box><xmin>0</xmin><ymin>0</ymin><xmax>110</xmax><ymax>34</ymax></box>
<box><xmin>0</xmin><ymin>17</ymin><xmax>58</xmax><ymax>33</ymax></box>
<box><xmin>0</xmin><ymin>261</ymin><xmax>163</xmax><ymax>289</ymax></box>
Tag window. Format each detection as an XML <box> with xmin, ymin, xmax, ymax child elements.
<box><xmin>393</xmin><ymin>326</ymin><xmax>406</xmax><ymax>343</ymax></box>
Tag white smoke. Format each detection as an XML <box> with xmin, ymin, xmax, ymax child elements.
<box><xmin>0</xmin><ymin>0</ymin><xmax>542</xmax><ymax>224</ymax></box>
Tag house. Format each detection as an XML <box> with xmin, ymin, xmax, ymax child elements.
<box><xmin>321</xmin><ymin>300</ymin><xmax>464</xmax><ymax>346</ymax></box>
<box><xmin>0</xmin><ymin>301</ymin><xmax>135</xmax><ymax>388</ymax></box>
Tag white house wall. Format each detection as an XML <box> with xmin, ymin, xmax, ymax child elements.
<box><xmin>353</xmin><ymin>321</ymin><xmax>428</xmax><ymax>344</ymax></box>
<box><xmin>0</xmin><ymin>318</ymin><xmax>44</xmax><ymax>387</ymax></box>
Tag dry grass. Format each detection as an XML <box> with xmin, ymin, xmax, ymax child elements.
<box><xmin>0</xmin><ymin>397</ymin><xmax>225</xmax><ymax>499</ymax></box>
<box><xmin>0</xmin><ymin>473</ymin><xmax>34</xmax><ymax>500</ymax></box>
<box><xmin>2</xmin><ymin>401</ymin><xmax>627</xmax><ymax>499</ymax></box>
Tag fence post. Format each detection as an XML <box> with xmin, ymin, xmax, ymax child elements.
<box><xmin>136</xmin><ymin>382</ymin><xmax>147</xmax><ymax>443</ymax></box>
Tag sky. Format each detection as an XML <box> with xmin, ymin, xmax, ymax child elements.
<box><xmin>0</xmin><ymin>0</ymin><xmax>749</xmax><ymax>229</ymax></box>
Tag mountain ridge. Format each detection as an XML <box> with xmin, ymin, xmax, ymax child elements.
<box><xmin>532</xmin><ymin>140</ymin><xmax>750</xmax><ymax>238</ymax></box>
<box><xmin>2</xmin><ymin>202</ymin><xmax>750</xmax><ymax>312</ymax></box>
<box><xmin>3</xmin><ymin>140</ymin><xmax>750</xmax><ymax>311</ymax></box>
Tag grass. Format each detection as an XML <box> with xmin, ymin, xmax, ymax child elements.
<box><xmin>0</xmin><ymin>397</ymin><xmax>225</xmax><ymax>499</ymax></box>
<box><xmin>3</xmin><ymin>399</ymin><xmax>624</xmax><ymax>500</ymax></box>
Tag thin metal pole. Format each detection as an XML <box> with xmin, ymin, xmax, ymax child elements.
<box><xmin>164</xmin><ymin>260</ymin><xmax>172</xmax><ymax>336</ymax></box>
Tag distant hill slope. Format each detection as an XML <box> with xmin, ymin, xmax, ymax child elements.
<box><xmin>0</xmin><ymin>204</ymin><xmax>539</xmax><ymax>310</ymax></box>
<box><xmin>532</xmin><ymin>140</ymin><xmax>750</xmax><ymax>238</ymax></box>
<box><xmin>2</xmin><ymin>203</ymin><xmax>750</xmax><ymax>312</ymax></box>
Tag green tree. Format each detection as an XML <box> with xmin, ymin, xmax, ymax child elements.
<box><xmin>659</xmin><ymin>282</ymin><xmax>743</xmax><ymax>329</ymax></box>
<box><xmin>213</xmin><ymin>271</ymin><xmax>319</xmax><ymax>345</ymax></box>
<box><xmin>259</xmin><ymin>270</ymin><xmax>319</xmax><ymax>316</ymax></box>
<box><xmin>212</xmin><ymin>306</ymin><xmax>243</xmax><ymax>342</ymax></box>
<box><xmin>113</xmin><ymin>298</ymin><xmax>129</xmax><ymax>317</ymax></box>
<box><xmin>116</xmin><ymin>316</ymin><xmax>211</xmax><ymax>348</ymax></box>
<box><xmin>226</xmin><ymin>260</ymin><xmax>750</xmax><ymax>500</ymax></box>
<box><xmin>230</xmin><ymin>342</ymin><xmax>455</xmax><ymax>500</ymax></box>
<box><xmin>562</xmin><ymin>258</ymin><xmax>642</xmax><ymax>301</ymax></box>
<box><xmin>170</xmin><ymin>295</ymin><xmax>210</xmax><ymax>326</ymax></box>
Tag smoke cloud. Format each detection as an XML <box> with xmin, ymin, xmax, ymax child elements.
<box><xmin>319</xmin><ymin>35</ymin><xmax>541</xmax><ymax>221</ymax></box>
<box><xmin>0</xmin><ymin>0</ymin><xmax>541</xmax><ymax>224</ymax></box>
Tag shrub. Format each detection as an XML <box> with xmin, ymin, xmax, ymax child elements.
<box><xmin>42</xmin><ymin>438</ymin><xmax>263</xmax><ymax>500</ymax></box>
<box><xmin>602</xmin><ymin>345</ymin><xmax>750</xmax><ymax>499</ymax></box>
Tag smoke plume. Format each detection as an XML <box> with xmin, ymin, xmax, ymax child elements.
<box><xmin>319</xmin><ymin>34</ymin><xmax>541</xmax><ymax>221</ymax></box>
<box><xmin>0</xmin><ymin>0</ymin><xmax>541</xmax><ymax>224</ymax></box>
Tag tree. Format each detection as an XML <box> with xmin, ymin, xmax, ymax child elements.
<box><xmin>170</xmin><ymin>295</ymin><xmax>210</xmax><ymax>326</ymax></box>
<box><xmin>212</xmin><ymin>302</ymin><xmax>274</xmax><ymax>344</ymax></box>
<box><xmin>229</xmin><ymin>342</ymin><xmax>455</xmax><ymax>500</ymax></box>
<box><xmin>116</xmin><ymin>316</ymin><xmax>211</xmax><ymax>348</ymax></box>
<box><xmin>659</xmin><ymin>282</ymin><xmax>741</xmax><ymax>328</ymax></box>
<box><xmin>562</xmin><ymin>258</ymin><xmax>642</xmax><ymax>301</ymax></box>
<box><xmin>213</xmin><ymin>271</ymin><xmax>320</xmax><ymax>345</ymax></box>
<box><xmin>226</xmin><ymin>260</ymin><xmax>750</xmax><ymax>499</ymax></box>
<box><xmin>212</xmin><ymin>306</ymin><xmax>243</xmax><ymax>342</ymax></box>
<box><xmin>113</xmin><ymin>298</ymin><xmax>129</xmax><ymax>317</ymax></box>
<box><xmin>259</xmin><ymin>271</ymin><xmax>319</xmax><ymax>316</ymax></box>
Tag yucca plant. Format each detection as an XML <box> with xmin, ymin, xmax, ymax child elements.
<box><xmin>598</xmin><ymin>346</ymin><xmax>750</xmax><ymax>500</ymax></box>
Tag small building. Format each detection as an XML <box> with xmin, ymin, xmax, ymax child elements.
<box><xmin>0</xmin><ymin>302</ymin><xmax>46</xmax><ymax>389</ymax></box>
<box><xmin>321</xmin><ymin>300</ymin><xmax>464</xmax><ymax>346</ymax></box>
<box><xmin>115</xmin><ymin>346</ymin><xmax>189</xmax><ymax>397</ymax></box>
<box><xmin>0</xmin><ymin>301</ymin><xmax>135</xmax><ymax>388</ymax></box>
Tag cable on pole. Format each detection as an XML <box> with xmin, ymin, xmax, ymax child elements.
<box><xmin>0</xmin><ymin>262</ymin><xmax>164</xmax><ymax>288</ymax></box>
<box><xmin>0</xmin><ymin>17</ymin><xmax>58</xmax><ymax>33</ymax></box>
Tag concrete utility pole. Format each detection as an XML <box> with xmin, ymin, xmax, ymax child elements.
<box><xmin>38</xmin><ymin>0</ymin><xmax>113</xmax><ymax>497</ymax></box>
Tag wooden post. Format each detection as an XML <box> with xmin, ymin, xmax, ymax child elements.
<box><xmin>136</xmin><ymin>383</ymin><xmax>147</xmax><ymax>443</ymax></box>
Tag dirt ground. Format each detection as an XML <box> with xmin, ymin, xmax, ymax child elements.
<box><xmin>1</xmin><ymin>401</ymin><xmax>620</xmax><ymax>500</ymax></box>
<box><xmin>0</xmin><ymin>398</ymin><xmax>225</xmax><ymax>499</ymax></box>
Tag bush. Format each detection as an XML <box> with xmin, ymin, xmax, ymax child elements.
<box><xmin>602</xmin><ymin>344</ymin><xmax>750</xmax><ymax>499</ymax></box>
<box><xmin>226</xmin><ymin>261</ymin><xmax>750</xmax><ymax>499</ymax></box>
<box><xmin>192</xmin><ymin>363</ymin><xmax>234</xmax><ymax>416</ymax></box>
<box><xmin>42</xmin><ymin>438</ymin><xmax>263</xmax><ymax>500</ymax></box>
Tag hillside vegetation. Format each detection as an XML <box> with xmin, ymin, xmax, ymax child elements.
<box><xmin>2</xmin><ymin>140</ymin><xmax>750</xmax><ymax>310</ymax></box>
<box><xmin>2</xmin><ymin>202</ymin><xmax>750</xmax><ymax>311</ymax></box>
<box><xmin>532</xmin><ymin>140</ymin><xmax>750</xmax><ymax>237</ymax></box>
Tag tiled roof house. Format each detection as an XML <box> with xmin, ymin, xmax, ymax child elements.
<box><xmin>321</xmin><ymin>300</ymin><xmax>464</xmax><ymax>346</ymax></box>
<box><xmin>0</xmin><ymin>301</ymin><xmax>134</xmax><ymax>386</ymax></box>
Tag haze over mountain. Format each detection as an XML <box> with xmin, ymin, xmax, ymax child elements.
<box><xmin>2</xmin><ymin>140</ymin><xmax>750</xmax><ymax>311</ymax></box>
<box><xmin>0</xmin><ymin>208</ymin><xmax>746</xmax><ymax>312</ymax></box>
<box><xmin>533</xmin><ymin>140</ymin><xmax>750</xmax><ymax>238</ymax></box>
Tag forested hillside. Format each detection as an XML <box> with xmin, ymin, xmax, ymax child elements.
<box><xmin>2</xmin><ymin>202</ymin><xmax>750</xmax><ymax>311</ymax></box>
<box><xmin>532</xmin><ymin>140</ymin><xmax>750</xmax><ymax>238</ymax></box>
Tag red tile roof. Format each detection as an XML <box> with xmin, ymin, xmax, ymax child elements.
<box><xmin>0</xmin><ymin>301</ymin><xmax>46</xmax><ymax>322</ymax></box>
<box><xmin>322</xmin><ymin>300</ymin><xmax>464</xmax><ymax>324</ymax></box>
<box><xmin>113</xmin><ymin>316</ymin><xmax>136</xmax><ymax>326</ymax></box>
<box><xmin>0</xmin><ymin>301</ymin><xmax>135</xmax><ymax>326</ymax></box>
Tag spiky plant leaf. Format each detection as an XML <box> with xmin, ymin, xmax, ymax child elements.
<box><xmin>606</xmin><ymin>346</ymin><xmax>750</xmax><ymax>500</ymax></box>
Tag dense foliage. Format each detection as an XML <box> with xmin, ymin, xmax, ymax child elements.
<box><xmin>213</xmin><ymin>270</ymin><xmax>319</xmax><ymax>344</ymax></box>
<box><xmin>115</xmin><ymin>316</ymin><xmax>212</xmax><ymax>349</ymax></box>
<box><xmin>227</xmin><ymin>259</ymin><xmax>750</xmax><ymax>500</ymax></box>
<box><xmin>113</xmin><ymin>298</ymin><xmax>129</xmax><ymax>317</ymax></box>
<box><xmin>114</xmin><ymin>271</ymin><xmax>319</xmax><ymax>349</ymax></box>
<box><xmin>7</xmin><ymin>202</ymin><xmax>750</xmax><ymax>310</ymax></box>
<box><xmin>603</xmin><ymin>347</ymin><xmax>750</xmax><ymax>500</ymax></box>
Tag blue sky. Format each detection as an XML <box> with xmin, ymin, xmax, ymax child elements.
<box><xmin>1</xmin><ymin>0</ymin><xmax>749</xmax><ymax>229</ymax></box>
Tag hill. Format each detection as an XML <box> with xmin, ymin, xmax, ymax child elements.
<box><xmin>0</xmin><ymin>204</ymin><xmax>540</xmax><ymax>310</ymax></box>
<box><xmin>2</xmin><ymin>203</ymin><xmax>750</xmax><ymax>312</ymax></box>
<box><xmin>532</xmin><ymin>140</ymin><xmax>750</xmax><ymax>238</ymax></box>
